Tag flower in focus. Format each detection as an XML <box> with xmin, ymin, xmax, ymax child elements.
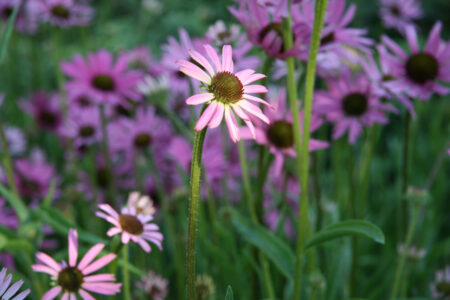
<box><xmin>137</xmin><ymin>271</ymin><xmax>168</xmax><ymax>300</ymax></box>
<box><xmin>37</xmin><ymin>0</ymin><xmax>93</xmax><ymax>27</ymax></box>
<box><xmin>0</xmin><ymin>268</ymin><xmax>30</xmax><ymax>300</ymax></box>
<box><xmin>177</xmin><ymin>44</ymin><xmax>271</xmax><ymax>142</ymax></box>
<box><xmin>32</xmin><ymin>229</ymin><xmax>121</xmax><ymax>299</ymax></box>
<box><xmin>315</xmin><ymin>69</ymin><xmax>397</xmax><ymax>144</ymax></box>
<box><xmin>430</xmin><ymin>266</ymin><xmax>450</xmax><ymax>299</ymax></box>
<box><xmin>195</xmin><ymin>274</ymin><xmax>215</xmax><ymax>300</ymax></box>
<box><xmin>381</xmin><ymin>22</ymin><xmax>450</xmax><ymax>101</ymax></box>
<box><xmin>241</xmin><ymin>89</ymin><xmax>328</xmax><ymax>175</ymax></box>
<box><xmin>96</xmin><ymin>201</ymin><xmax>163</xmax><ymax>253</ymax></box>
<box><xmin>379</xmin><ymin>0</ymin><xmax>422</xmax><ymax>33</ymax></box>
<box><xmin>21</xmin><ymin>91</ymin><xmax>63</xmax><ymax>132</ymax></box>
<box><xmin>127</xmin><ymin>191</ymin><xmax>156</xmax><ymax>216</ymax></box>
<box><xmin>61</xmin><ymin>50</ymin><xmax>142</xmax><ymax>104</ymax></box>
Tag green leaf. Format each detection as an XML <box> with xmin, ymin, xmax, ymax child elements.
<box><xmin>305</xmin><ymin>220</ymin><xmax>385</xmax><ymax>249</ymax></box>
<box><xmin>225</xmin><ymin>286</ymin><xmax>234</xmax><ymax>300</ymax></box>
<box><xmin>228</xmin><ymin>208</ymin><xmax>295</xmax><ymax>279</ymax></box>
<box><xmin>0</xmin><ymin>1</ymin><xmax>18</xmax><ymax>63</ymax></box>
<box><xmin>0</xmin><ymin>182</ymin><xmax>29</xmax><ymax>222</ymax></box>
<box><xmin>42</xmin><ymin>179</ymin><xmax>56</xmax><ymax>207</ymax></box>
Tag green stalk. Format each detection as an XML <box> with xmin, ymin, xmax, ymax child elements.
<box><xmin>0</xmin><ymin>119</ymin><xmax>18</xmax><ymax>197</ymax></box>
<box><xmin>238</xmin><ymin>140</ymin><xmax>275</xmax><ymax>298</ymax></box>
<box><xmin>99</xmin><ymin>105</ymin><xmax>116</xmax><ymax>206</ymax></box>
<box><xmin>287</xmin><ymin>0</ymin><xmax>329</xmax><ymax>298</ymax></box>
<box><xmin>348</xmin><ymin>146</ymin><xmax>357</xmax><ymax>296</ymax></box>
<box><xmin>0</xmin><ymin>3</ymin><xmax>18</xmax><ymax>63</ymax></box>
<box><xmin>390</xmin><ymin>204</ymin><xmax>419</xmax><ymax>299</ymax></box>
<box><xmin>187</xmin><ymin>126</ymin><xmax>207</xmax><ymax>300</ymax></box>
<box><xmin>122</xmin><ymin>244</ymin><xmax>131</xmax><ymax>300</ymax></box>
<box><xmin>400</xmin><ymin>113</ymin><xmax>411</xmax><ymax>236</ymax></box>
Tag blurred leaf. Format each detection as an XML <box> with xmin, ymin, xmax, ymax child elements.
<box><xmin>228</xmin><ymin>208</ymin><xmax>295</xmax><ymax>279</ymax></box>
<box><xmin>225</xmin><ymin>286</ymin><xmax>234</xmax><ymax>300</ymax></box>
<box><xmin>305</xmin><ymin>220</ymin><xmax>385</xmax><ymax>249</ymax></box>
<box><xmin>0</xmin><ymin>1</ymin><xmax>18</xmax><ymax>63</ymax></box>
<box><xmin>42</xmin><ymin>179</ymin><xmax>56</xmax><ymax>207</ymax></box>
<box><xmin>0</xmin><ymin>182</ymin><xmax>29</xmax><ymax>222</ymax></box>
<box><xmin>0</xmin><ymin>231</ymin><xmax>33</xmax><ymax>253</ymax></box>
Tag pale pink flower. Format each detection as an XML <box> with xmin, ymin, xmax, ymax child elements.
<box><xmin>32</xmin><ymin>228</ymin><xmax>121</xmax><ymax>299</ymax></box>
<box><xmin>0</xmin><ymin>268</ymin><xmax>30</xmax><ymax>300</ymax></box>
<box><xmin>177</xmin><ymin>44</ymin><xmax>271</xmax><ymax>142</ymax></box>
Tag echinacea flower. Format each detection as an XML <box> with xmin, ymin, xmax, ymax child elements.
<box><xmin>177</xmin><ymin>44</ymin><xmax>271</xmax><ymax>142</ymax></box>
<box><xmin>127</xmin><ymin>191</ymin><xmax>156</xmax><ymax>216</ymax></box>
<box><xmin>137</xmin><ymin>271</ymin><xmax>168</xmax><ymax>300</ymax></box>
<box><xmin>381</xmin><ymin>22</ymin><xmax>450</xmax><ymax>101</ymax></box>
<box><xmin>315</xmin><ymin>69</ymin><xmax>397</xmax><ymax>144</ymax></box>
<box><xmin>96</xmin><ymin>200</ymin><xmax>163</xmax><ymax>253</ymax></box>
<box><xmin>61</xmin><ymin>107</ymin><xmax>102</xmax><ymax>148</ymax></box>
<box><xmin>61</xmin><ymin>50</ymin><xmax>142</xmax><ymax>104</ymax></box>
<box><xmin>37</xmin><ymin>0</ymin><xmax>93</xmax><ymax>27</ymax></box>
<box><xmin>20</xmin><ymin>91</ymin><xmax>63</xmax><ymax>132</ymax></box>
<box><xmin>0</xmin><ymin>0</ymin><xmax>39</xmax><ymax>34</ymax></box>
<box><xmin>379</xmin><ymin>0</ymin><xmax>422</xmax><ymax>33</ymax></box>
<box><xmin>32</xmin><ymin>229</ymin><xmax>121</xmax><ymax>299</ymax></box>
<box><xmin>240</xmin><ymin>89</ymin><xmax>328</xmax><ymax>175</ymax></box>
<box><xmin>430</xmin><ymin>266</ymin><xmax>450</xmax><ymax>299</ymax></box>
<box><xmin>0</xmin><ymin>268</ymin><xmax>30</xmax><ymax>300</ymax></box>
<box><xmin>195</xmin><ymin>274</ymin><xmax>215</xmax><ymax>300</ymax></box>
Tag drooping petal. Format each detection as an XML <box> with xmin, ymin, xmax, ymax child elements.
<box><xmin>78</xmin><ymin>244</ymin><xmax>105</xmax><ymax>271</ymax></box>
<box><xmin>189</xmin><ymin>49</ymin><xmax>215</xmax><ymax>76</ymax></box>
<box><xmin>204</xmin><ymin>45</ymin><xmax>222</xmax><ymax>72</ymax></box>
<box><xmin>208</xmin><ymin>102</ymin><xmax>225</xmax><ymax>128</ymax></box>
<box><xmin>185</xmin><ymin>93</ymin><xmax>214</xmax><ymax>105</ymax></box>
<box><xmin>224</xmin><ymin>107</ymin><xmax>240</xmax><ymax>142</ymax></box>
<box><xmin>194</xmin><ymin>102</ymin><xmax>218</xmax><ymax>131</ymax></box>
<box><xmin>41</xmin><ymin>286</ymin><xmax>62</xmax><ymax>300</ymax></box>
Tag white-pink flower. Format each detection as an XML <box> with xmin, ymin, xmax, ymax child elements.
<box><xmin>32</xmin><ymin>229</ymin><xmax>121</xmax><ymax>300</ymax></box>
<box><xmin>176</xmin><ymin>44</ymin><xmax>272</xmax><ymax>142</ymax></box>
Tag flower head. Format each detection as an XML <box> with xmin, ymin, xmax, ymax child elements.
<box><xmin>379</xmin><ymin>0</ymin><xmax>422</xmax><ymax>33</ymax></box>
<box><xmin>381</xmin><ymin>22</ymin><xmax>450</xmax><ymax>101</ymax></box>
<box><xmin>127</xmin><ymin>191</ymin><xmax>156</xmax><ymax>216</ymax></box>
<box><xmin>32</xmin><ymin>228</ymin><xmax>121</xmax><ymax>299</ymax></box>
<box><xmin>0</xmin><ymin>268</ymin><xmax>30</xmax><ymax>300</ymax></box>
<box><xmin>61</xmin><ymin>107</ymin><xmax>102</xmax><ymax>149</ymax></box>
<box><xmin>177</xmin><ymin>44</ymin><xmax>271</xmax><ymax>142</ymax></box>
<box><xmin>137</xmin><ymin>271</ymin><xmax>168</xmax><ymax>300</ymax></box>
<box><xmin>315</xmin><ymin>69</ymin><xmax>397</xmax><ymax>144</ymax></box>
<box><xmin>96</xmin><ymin>199</ymin><xmax>163</xmax><ymax>253</ymax></box>
<box><xmin>21</xmin><ymin>91</ymin><xmax>63</xmax><ymax>132</ymax></box>
<box><xmin>195</xmin><ymin>274</ymin><xmax>215</xmax><ymax>300</ymax></box>
<box><xmin>37</xmin><ymin>0</ymin><xmax>93</xmax><ymax>27</ymax></box>
<box><xmin>61</xmin><ymin>50</ymin><xmax>142</xmax><ymax>105</ymax></box>
<box><xmin>430</xmin><ymin>266</ymin><xmax>450</xmax><ymax>299</ymax></box>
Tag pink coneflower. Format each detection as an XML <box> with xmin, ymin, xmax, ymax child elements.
<box><xmin>61</xmin><ymin>107</ymin><xmax>102</xmax><ymax>148</ymax></box>
<box><xmin>430</xmin><ymin>266</ymin><xmax>450</xmax><ymax>299</ymax></box>
<box><xmin>177</xmin><ymin>44</ymin><xmax>271</xmax><ymax>142</ymax></box>
<box><xmin>61</xmin><ymin>50</ymin><xmax>142</xmax><ymax>104</ymax></box>
<box><xmin>381</xmin><ymin>22</ymin><xmax>450</xmax><ymax>101</ymax></box>
<box><xmin>315</xmin><ymin>69</ymin><xmax>397</xmax><ymax>144</ymax></box>
<box><xmin>96</xmin><ymin>199</ymin><xmax>163</xmax><ymax>253</ymax></box>
<box><xmin>137</xmin><ymin>271</ymin><xmax>168</xmax><ymax>300</ymax></box>
<box><xmin>127</xmin><ymin>191</ymin><xmax>156</xmax><ymax>216</ymax></box>
<box><xmin>32</xmin><ymin>229</ymin><xmax>121</xmax><ymax>299</ymax></box>
<box><xmin>37</xmin><ymin>0</ymin><xmax>93</xmax><ymax>27</ymax></box>
<box><xmin>0</xmin><ymin>268</ymin><xmax>30</xmax><ymax>300</ymax></box>
<box><xmin>123</xmin><ymin>46</ymin><xmax>164</xmax><ymax>76</ymax></box>
<box><xmin>241</xmin><ymin>89</ymin><xmax>328</xmax><ymax>175</ymax></box>
<box><xmin>0</xmin><ymin>0</ymin><xmax>39</xmax><ymax>34</ymax></box>
<box><xmin>379</xmin><ymin>0</ymin><xmax>422</xmax><ymax>33</ymax></box>
<box><xmin>229</xmin><ymin>0</ymin><xmax>305</xmax><ymax>58</ymax></box>
<box><xmin>20</xmin><ymin>91</ymin><xmax>63</xmax><ymax>132</ymax></box>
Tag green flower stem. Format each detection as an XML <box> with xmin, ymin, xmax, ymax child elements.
<box><xmin>238</xmin><ymin>140</ymin><xmax>275</xmax><ymax>298</ymax></box>
<box><xmin>0</xmin><ymin>119</ymin><xmax>18</xmax><ymax>197</ymax></box>
<box><xmin>285</xmin><ymin>0</ymin><xmax>329</xmax><ymax>298</ymax></box>
<box><xmin>187</xmin><ymin>125</ymin><xmax>207</xmax><ymax>300</ymax></box>
<box><xmin>400</xmin><ymin>112</ymin><xmax>411</xmax><ymax>236</ymax></box>
<box><xmin>99</xmin><ymin>105</ymin><xmax>116</xmax><ymax>206</ymax></box>
<box><xmin>0</xmin><ymin>3</ymin><xmax>18</xmax><ymax>63</ymax></box>
<box><xmin>348</xmin><ymin>146</ymin><xmax>358</xmax><ymax>296</ymax></box>
<box><xmin>122</xmin><ymin>244</ymin><xmax>131</xmax><ymax>300</ymax></box>
<box><xmin>390</xmin><ymin>204</ymin><xmax>419</xmax><ymax>299</ymax></box>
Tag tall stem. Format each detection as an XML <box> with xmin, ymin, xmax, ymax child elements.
<box><xmin>122</xmin><ymin>244</ymin><xmax>131</xmax><ymax>300</ymax></box>
<box><xmin>400</xmin><ymin>113</ymin><xmax>411</xmax><ymax>236</ymax></box>
<box><xmin>358</xmin><ymin>125</ymin><xmax>378</xmax><ymax>217</ymax></box>
<box><xmin>99</xmin><ymin>105</ymin><xmax>116</xmax><ymax>206</ymax></box>
<box><xmin>187</xmin><ymin>126</ymin><xmax>207</xmax><ymax>300</ymax></box>
<box><xmin>0</xmin><ymin>119</ymin><xmax>18</xmax><ymax>197</ymax></box>
<box><xmin>238</xmin><ymin>140</ymin><xmax>275</xmax><ymax>298</ymax></box>
<box><xmin>288</xmin><ymin>0</ymin><xmax>329</xmax><ymax>298</ymax></box>
<box><xmin>390</xmin><ymin>204</ymin><xmax>419</xmax><ymax>299</ymax></box>
<box><xmin>348</xmin><ymin>146</ymin><xmax>357</xmax><ymax>296</ymax></box>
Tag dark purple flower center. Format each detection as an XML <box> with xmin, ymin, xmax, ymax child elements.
<box><xmin>51</xmin><ymin>5</ymin><xmax>70</xmax><ymax>19</ymax></box>
<box><xmin>320</xmin><ymin>32</ymin><xmax>335</xmax><ymax>46</ymax></box>
<box><xmin>1</xmin><ymin>6</ymin><xmax>13</xmax><ymax>18</ymax></box>
<box><xmin>209</xmin><ymin>71</ymin><xmax>243</xmax><ymax>104</ymax></box>
<box><xmin>79</xmin><ymin>125</ymin><xmax>95</xmax><ymax>137</ymax></box>
<box><xmin>382</xmin><ymin>74</ymin><xmax>395</xmax><ymax>82</ymax></box>
<box><xmin>76</xmin><ymin>96</ymin><xmax>92</xmax><ymax>107</ymax></box>
<box><xmin>134</xmin><ymin>133</ymin><xmax>152</xmax><ymax>149</ymax></box>
<box><xmin>342</xmin><ymin>93</ymin><xmax>368</xmax><ymax>117</ymax></box>
<box><xmin>258</xmin><ymin>22</ymin><xmax>285</xmax><ymax>54</ymax></box>
<box><xmin>38</xmin><ymin>111</ymin><xmax>59</xmax><ymax>129</ymax></box>
<box><xmin>436</xmin><ymin>281</ymin><xmax>450</xmax><ymax>297</ymax></box>
<box><xmin>119</xmin><ymin>214</ymin><xmax>144</xmax><ymax>235</ymax></box>
<box><xmin>92</xmin><ymin>74</ymin><xmax>116</xmax><ymax>92</ymax></box>
<box><xmin>96</xmin><ymin>167</ymin><xmax>111</xmax><ymax>188</ymax></box>
<box><xmin>405</xmin><ymin>52</ymin><xmax>439</xmax><ymax>84</ymax></box>
<box><xmin>217</xmin><ymin>31</ymin><xmax>232</xmax><ymax>43</ymax></box>
<box><xmin>266</xmin><ymin>120</ymin><xmax>294</xmax><ymax>149</ymax></box>
<box><xmin>390</xmin><ymin>5</ymin><xmax>401</xmax><ymax>16</ymax></box>
<box><xmin>58</xmin><ymin>267</ymin><xmax>83</xmax><ymax>292</ymax></box>
<box><xmin>149</xmin><ymin>285</ymin><xmax>163</xmax><ymax>297</ymax></box>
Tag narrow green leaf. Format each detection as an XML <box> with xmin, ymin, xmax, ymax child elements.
<box><xmin>305</xmin><ymin>219</ymin><xmax>385</xmax><ymax>249</ymax></box>
<box><xmin>225</xmin><ymin>286</ymin><xmax>234</xmax><ymax>300</ymax></box>
<box><xmin>0</xmin><ymin>2</ymin><xmax>19</xmax><ymax>63</ymax></box>
<box><xmin>0</xmin><ymin>182</ymin><xmax>29</xmax><ymax>222</ymax></box>
<box><xmin>42</xmin><ymin>179</ymin><xmax>56</xmax><ymax>207</ymax></box>
<box><xmin>228</xmin><ymin>208</ymin><xmax>295</xmax><ymax>279</ymax></box>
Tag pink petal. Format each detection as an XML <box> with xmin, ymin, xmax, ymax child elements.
<box><xmin>36</xmin><ymin>252</ymin><xmax>62</xmax><ymax>272</ymax></box>
<box><xmin>138</xmin><ymin>239</ymin><xmax>151</xmax><ymax>253</ymax></box>
<box><xmin>208</xmin><ymin>102</ymin><xmax>225</xmax><ymax>128</ymax></box>
<box><xmin>243</xmin><ymin>94</ymin><xmax>273</xmax><ymax>107</ymax></box>
<box><xmin>82</xmin><ymin>283</ymin><xmax>122</xmax><ymax>295</ymax></box>
<box><xmin>186</xmin><ymin>93</ymin><xmax>214</xmax><ymax>105</ymax></box>
<box><xmin>238</xmin><ymin>100</ymin><xmax>270</xmax><ymax>124</ymax></box>
<box><xmin>178</xmin><ymin>61</ymin><xmax>211</xmax><ymax>84</ymax></box>
<box><xmin>78</xmin><ymin>244</ymin><xmax>105</xmax><ymax>271</ymax></box>
<box><xmin>81</xmin><ymin>254</ymin><xmax>117</xmax><ymax>275</ymax></box>
<box><xmin>98</xmin><ymin>204</ymin><xmax>119</xmax><ymax>219</ymax></box>
<box><xmin>68</xmin><ymin>229</ymin><xmax>78</xmax><ymax>267</ymax></box>
<box><xmin>241</xmin><ymin>73</ymin><xmax>266</xmax><ymax>85</ymax></box>
<box><xmin>194</xmin><ymin>102</ymin><xmax>218</xmax><ymax>131</ymax></box>
<box><xmin>204</xmin><ymin>45</ymin><xmax>222</xmax><ymax>72</ymax></box>
<box><xmin>84</xmin><ymin>273</ymin><xmax>116</xmax><ymax>283</ymax></box>
<box><xmin>243</xmin><ymin>85</ymin><xmax>268</xmax><ymax>94</ymax></box>
<box><xmin>405</xmin><ymin>25</ymin><xmax>419</xmax><ymax>53</ymax></box>
<box><xmin>107</xmin><ymin>227</ymin><xmax>122</xmax><ymax>237</ymax></box>
<box><xmin>425</xmin><ymin>21</ymin><xmax>442</xmax><ymax>54</ymax></box>
<box><xmin>32</xmin><ymin>264</ymin><xmax>59</xmax><ymax>277</ymax></box>
<box><xmin>235</xmin><ymin>69</ymin><xmax>255</xmax><ymax>83</ymax></box>
<box><xmin>121</xmin><ymin>232</ymin><xmax>131</xmax><ymax>244</ymax></box>
<box><xmin>42</xmin><ymin>286</ymin><xmax>62</xmax><ymax>300</ymax></box>
<box><xmin>221</xmin><ymin>45</ymin><xmax>234</xmax><ymax>73</ymax></box>
<box><xmin>224</xmin><ymin>107</ymin><xmax>240</xmax><ymax>142</ymax></box>
<box><xmin>189</xmin><ymin>49</ymin><xmax>215</xmax><ymax>76</ymax></box>
<box><xmin>79</xmin><ymin>290</ymin><xmax>96</xmax><ymax>300</ymax></box>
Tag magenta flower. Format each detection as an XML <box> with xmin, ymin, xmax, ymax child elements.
<box><xmin>32</xmin><ymin>229</ymin><xmax>121</xmax><ymax>299</ymax></box>
<box><xmin>240</xmin><ymin>89</ymin><xmax>328</xmax><ymax>175</ymax></box>
<box><xmin>315</xmin><ymin>69</ymin><xmax>397</xmax><ymax>144</ymax></box>
<box><xmin>177</xmin><ymin>44</ymin><xmax>271</xmax><ymax>142</ymax></box>
<box><xmin>37</xmin><ymin>0</ymin><xmax>93</xmax><ymax>27</ymax></box>
<box><xmin>96</xmin><ymin>200</ymin><xmax>163</xmax><ymax>253</ymax></box>
<box><xmin>61</xmin><ymin>107</ymin><xmax>102</xmax><ymax>148</ymax></box>
<box><xmin>0</xmin><ymin>0</ymin><xmax>39</xmax><ymax>34</ymax></box>
<box><xmin>20</xmin><ymin>91</ymin><xmax>63</xmax><ymax>132</ymax></box>
<box><xmin>430</xmin><ymin>266</ymin><xmax>450</xmax><ymax>299</ymax></box>
<box><xmin>381</xmin><ymin>22</ymin><xmax>450</xmax><ymax>101</ymax></box>
<box><xmin>0</xmin><ymin>268</ymin><xmax>30</xmax><ymax>300</ymax></box>
<box><xmin>137</xmin><ymin>271</ymin><xmax>168</xmax><ymax>300</ymax></box>
<box><xmin>61</xmin><ymin>50</ymin><xmax>142</xmax><ymax>104</ymax></box>
<box><xmin>379</xmin><ymin>0</ymin><xmax>422</xmax><ymax>33</ymax></box>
